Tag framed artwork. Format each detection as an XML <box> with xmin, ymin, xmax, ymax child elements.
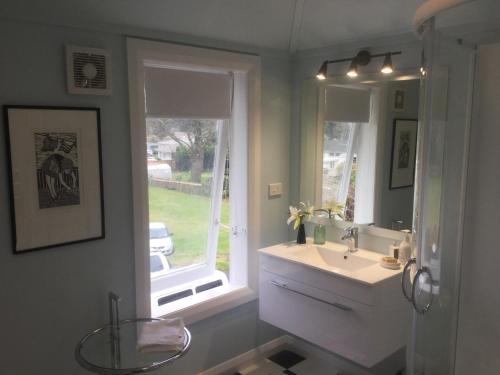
<box><xmin>4</xmin><ymin>106</ymin><xmax>105</xmax><ymax>253</ymax></box>
<box><xmin>392</xmin><ymin>88</ymin><xmax>406</xmax><ymax>112</ymax></box>
<box><xmin>389</xmin><ymin>119</ymin><xmax>418</xmax><ymax>190</ymax></box>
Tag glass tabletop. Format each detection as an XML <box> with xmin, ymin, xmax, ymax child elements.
<box><xmin>75</xmin><ymin>318</ymin><xmax>191</xmax><ymax>375</ymax></box>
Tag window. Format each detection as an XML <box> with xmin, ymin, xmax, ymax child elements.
<box><xmin>320</xmin><ymin>85</ymin><xmax>376</xmax><ymax>224</ymax></box>
<box><xmin>128</xmin><ymin>38</ymin><xmax>260</xmax><ymax>322</ymax></box>
<box><xmin>322</xmin><ymin>121</ymin><xmax>358</xmax><ymax>220</ymax></box>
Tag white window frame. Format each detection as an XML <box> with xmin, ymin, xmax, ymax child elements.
<box><xmin>127</xmin><ymin>38</ymin><xmax>261</xmax><ymax>323</ymax></box>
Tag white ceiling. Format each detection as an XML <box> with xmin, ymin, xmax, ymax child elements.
<box><xmin>3</xmin><ymin>0</ymin><xmax>425</xmax><ymax>51</ymax></box>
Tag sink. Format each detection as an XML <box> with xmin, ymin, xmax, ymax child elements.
<box><xmin>290</xmin><ymin>245</ymin><xmax>378</xmax><ymax>272</ymax></box>
<box><xmin>258</xmin><ymin>240</ymin><xmax>409</xmax><ymax>368</ymax></box>
<box><xmin>259</xmin><ymin>241</ymin><xmax>401</xmax><ymax>285</ymax></box>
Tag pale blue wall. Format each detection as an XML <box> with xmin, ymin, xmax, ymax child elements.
<box><xmin>0</xmin><ymin>19</ymin><xmax>289</xmax><ymax>374</ymax></box>
<box><xmin>380</xmin><ymin>79</ymin><xmax>420</xmax><ymax>230</ymax></box>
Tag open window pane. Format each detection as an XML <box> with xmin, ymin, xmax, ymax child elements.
<box><xmin>146</xmin><ymin>118</ymin><xmax>227</xmax><ymax>275</ymax></box>
<box><xmin>216</xmin><ymin>155</ymin><xmax>230</xmax><ymax>277</ymax></box>
<box><xmin>322</xmin><ymin>121</ymin><xmax>357</xmax><ymax>214</ymax></box>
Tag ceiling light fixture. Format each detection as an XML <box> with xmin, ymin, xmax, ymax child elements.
<box><xmin>316</xmin><ymin>61</ymin><xmax>328</xmax><ymax>80</ymax></box>
<box><xmin>381</xmin><ymin>53</ymin><xmax>394</xmax><ymax>74</ymax></box>
<box><xmin>347</xmin><ymin>60</ymin><xmax>359</xmax><ymax>78</ymax></box>
<box><xmin>315</xmin><ymin>50</ymin><xmax>402</xmax><ymax>80</ymax></box>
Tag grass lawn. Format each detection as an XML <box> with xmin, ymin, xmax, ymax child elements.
<box><xmin>172</xmin><ymin>171</ymin><xmax>212</xmax><ymax>184</ymax></box>
<box><xmin>148</xmin><ymin>185</ymin><xmax>230</xmax><ymax>274</ymax></box>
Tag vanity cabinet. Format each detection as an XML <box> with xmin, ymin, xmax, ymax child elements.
<box><xmin>259</xmin><ymin>248</ymin><xmax>410</xmax><ymax>368</ymax></box>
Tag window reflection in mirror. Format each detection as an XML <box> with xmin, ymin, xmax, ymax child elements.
<box><xmin>309</xmin><ymin>76</ymin><xmax>420</xmax><ymax>232</ymax></box>
<box><xmin>322</xmin><ymin>122</ymin><xmax>357</xmax><ymax>221</ymax></box>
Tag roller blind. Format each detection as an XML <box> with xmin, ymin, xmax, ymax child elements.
<box><xmin>325</xmin><ymin>86</ymin><xmax>371</xmax><ymax>123</ymax></box>
<box><xmin>144</xmin><ymin>66</ymin><xmax>233</xmax><ymax>119</ymax></box>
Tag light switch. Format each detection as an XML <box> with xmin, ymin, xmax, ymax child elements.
<box><xmin>268</xmin><ymin>182</ymin><xmax>282</xmax><ymax>197</ymax></box>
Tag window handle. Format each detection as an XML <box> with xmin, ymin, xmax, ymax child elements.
<box><xmin>231</xmin><ymin>226</ymin><xmax>247</xmax><ymax>236</ymax></box>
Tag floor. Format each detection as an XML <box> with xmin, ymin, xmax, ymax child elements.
<box><xmin>221</xmin><ymin>339</ymin><xmax>406</xmax><ymax>375</ymax></box>
<box><xmin>231</xmin><ymin>348</ymin><xmax>342</xmax><ymax>375</ymax></box>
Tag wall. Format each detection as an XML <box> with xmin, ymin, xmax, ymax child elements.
<box><xmin>379</xmin><ymin>79</ymin><xmax>419</xmax><ymax>230</ymax></box>
<box><xmin>0</xmin><ymin>19</ymin><xmax>289</xmax><ymax>374</ymax></box>
<box><xmin>455</xmin><ymin>42</ymin><xmax>500</xmax><ymax>375</ymax></box>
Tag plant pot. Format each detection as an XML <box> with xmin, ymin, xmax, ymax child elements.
<box><xmin>297</xmin><ymin>223</ymin><xmax>306</xmax><ymax>244</ymax></box>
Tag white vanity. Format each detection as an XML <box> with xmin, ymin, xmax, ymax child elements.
<box><xmin>259</xmin><ymin>241</ymin><xmax>409</xmax><ymax>368</ymax></box>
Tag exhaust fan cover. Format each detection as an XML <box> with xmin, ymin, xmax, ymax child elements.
<box><xmin>66</xmin><ymin>45</ymin><xmax>112</xmax><ymax>95</ymax></box>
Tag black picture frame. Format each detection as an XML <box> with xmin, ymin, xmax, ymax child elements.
<box><xmin>3</xmin><ymin>105</ymin><xmax>105</xmax><ymax>253</ymax></box>
<box><xmin>389</xmin><ymin>118</ymin><xmax>418</xmax><ymax>190</ymax></box>
<box><xmin>392</xmin><ymin>88</ymin><xmax>406</xmax><ymax>112</ymax></box>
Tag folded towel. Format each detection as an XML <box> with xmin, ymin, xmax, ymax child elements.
<box><xmin>137</xmin><ymin>318</ymin><xmax>185</xmax><ymax>353</ymax></box>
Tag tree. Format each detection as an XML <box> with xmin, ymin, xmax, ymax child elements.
<box><xmin>147</xmin><ymin>118</ymin><xmax>217</xmax><ymax>183</ymax></box>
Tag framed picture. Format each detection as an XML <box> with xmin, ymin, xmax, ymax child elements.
<box><xmin>389</xmin><ymin>119</ymin><xmax>418</xmax><ymax>190</ymax></box>
<box><xmin>4</xmin><ymin>106</ymin><xmax>105</xmax><ymax>253</ymax></box>
<box><xmin>392</xmin><ymin>88</ymin><xmax>406</xmax><ymax>112</ymax></box>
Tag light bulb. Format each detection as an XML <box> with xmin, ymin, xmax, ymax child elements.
<box><xmin>316</xmin><ymin>61</ymin><xmax>328</xmax><ymax>80</ymax></box>
<box><xmin>381</xmin><ymin>53</ymin><xmax>393</xmax><ymax>74</ymax></box>
<box><xmin>347</xmin><ymin>59</ymin><xmax>358</xmax><ymax>78</ymax></box>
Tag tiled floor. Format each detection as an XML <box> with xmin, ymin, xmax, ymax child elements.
<box><xmin>223</xmin><ymin>339</ymin><xmax>405</xmax><ymax>375</ymax></box>
<box><xmin>230</xmin><ymin>349</ymin><xmax>343</xmax><ymax>375</ymax></box>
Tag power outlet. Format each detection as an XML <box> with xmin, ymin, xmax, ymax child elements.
<box><xmin>268</xmin><ymin>182</ymin><xmax>282</xmax><ymax>197</ymax></box>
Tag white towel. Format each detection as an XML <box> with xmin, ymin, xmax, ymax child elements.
<box><xmin>137</xmin><ymin>318</ymin><xmax>185</xmax><ymax>353</ymax></box>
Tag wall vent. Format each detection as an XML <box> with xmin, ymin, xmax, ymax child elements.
<box><xmin>66</xmin><ymin>45</ymin><xmax>112</xmax><ymax>95</ymax></box>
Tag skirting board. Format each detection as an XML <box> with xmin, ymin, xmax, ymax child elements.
<box><xmin>198</xmin><ymin>335</ymin><xmax>294</xmax><ymax>375</ymax></box>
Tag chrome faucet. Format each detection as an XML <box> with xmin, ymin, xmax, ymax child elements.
<box><xmin>341</xmin><ymin>226</ymin><xmax>359</xmax><ymax>253</ymax></box>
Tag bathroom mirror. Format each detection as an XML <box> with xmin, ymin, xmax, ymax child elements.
<box><xmin>300</xmin><ymin>72</ymin><xmax>420</xmax><ymax>232</ymax></box>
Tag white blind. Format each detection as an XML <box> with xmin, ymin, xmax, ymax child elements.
<box><xmin>145</xmin><ymin>66</ymin><xmax>233</xmax><ymax>119</ymax></box>
<box><xmin>325</xmin><ymin>86</ymin><xmax>371</xmax><ymax>123</ymax></box>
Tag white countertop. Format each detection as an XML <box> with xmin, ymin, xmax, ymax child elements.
<box><xmin>259</xmin><ymin>240</ymin><xmax>403</xmax><ymax>285</ymax></box>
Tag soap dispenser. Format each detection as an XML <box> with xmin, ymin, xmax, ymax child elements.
<box><xmin>399</xmin><ymin>230</ymin><xmax>412</xmax><ymax>265</ymax></box>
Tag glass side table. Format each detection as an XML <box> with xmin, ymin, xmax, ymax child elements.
<box><xmin>75</xmin><ymin>293</ymin><xmax>191</xmax><ymax>374</ymax></box>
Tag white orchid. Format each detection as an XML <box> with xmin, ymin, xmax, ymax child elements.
<box><xmin>287</xmin><ymin>202</ymin><xmax>314</xmax><ymax>230</ymax></box>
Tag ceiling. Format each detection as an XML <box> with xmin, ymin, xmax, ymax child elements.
<box><xmin>3</xmin><ymin>0</ymin><xmax>425</xmax><ymax>51</ymax></box>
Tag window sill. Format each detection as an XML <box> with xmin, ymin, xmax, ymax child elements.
<box><xmin>152</xmin><ymin>285</ymin><xmax>257</xmax><ymax>324</ymax></box>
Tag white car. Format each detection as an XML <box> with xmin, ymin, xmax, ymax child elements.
<box><xmin>149</xmin><ymin>222</ymin><xmax>174</xmax><ymax>255</ymax></box>
<box><xmin>147</xmin><ymin>163</ymin><xmax>172</xmax><ymax>180</ymax></box>
<box><xmin>150</xmin><ymin>252</ymin><xmax>170</xmax><ymax>278</ymax></box>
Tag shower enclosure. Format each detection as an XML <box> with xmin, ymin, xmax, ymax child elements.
<box><xmin>405</xmin><ymin>1</ymin><xmax>500</xmax><ymax>373</ymax></box>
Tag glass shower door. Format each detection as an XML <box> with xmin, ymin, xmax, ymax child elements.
<box><xmin>405</xmin><ymin>19</ymin><xmax>477</xmax><ymax>375</ymax></box>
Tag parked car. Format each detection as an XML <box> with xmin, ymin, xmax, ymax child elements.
<box><xmin>149</xmin><ymin>222</ymin><xmax>174</xmax><ymax>255</ymax></box>
<box><xmin>150</xmin><ymin>251</ymin><xmax>170</xmax><ymax>278</ymax></box>
<box><xmin>147</xmin><ymin>163</ymin><xmax>172</xmax><ymax>180</ymax></box>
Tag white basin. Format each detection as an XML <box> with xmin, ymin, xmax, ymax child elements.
<box><xmin>259</xmin><ymin>241</ymin><xmax>402</xmax><ymax>285</ymax></box>
<box><xmin>290</xmin><ymin>245</ymin><xmax>378</xmax><ymax>272</ymax></box>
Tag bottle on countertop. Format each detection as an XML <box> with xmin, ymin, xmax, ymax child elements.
<box><xmin>399</xmin><ymin>230</ymin><xmax>412</xmax><ymax>265</ymax></box>
<box><xmin>389</xmin><ymin>241</ymin><xmax>399</xmax><ymax>260</ymax></box>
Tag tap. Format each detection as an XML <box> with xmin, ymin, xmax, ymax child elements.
<box><xmin>341</xmin><ymin>226</ymin><xmax>359</xmax><ymax>253</ymax></box>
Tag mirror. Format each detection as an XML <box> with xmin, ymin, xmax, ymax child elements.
<box><xmin>300</xmin><ymin>72</ymin><xmax>420</xmax><ymax>232</ymax></box>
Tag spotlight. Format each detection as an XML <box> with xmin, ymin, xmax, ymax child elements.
<box><xmin>347</xmin><ymin>60</ymin><xmax>358</xmax><ymax>78</ymax></box>
<box><xmin>381</xmin><ymin>53</ymin><xmax>393</xmax><ymax>74</ymax></box>
<box><xmin>315</xmin><ymin>50</ymin><xmax>401</xmax><ymax>80</ymax></box>
<box><xmin>316</xmin><ymin>61</ymin><xmax>328</xmax><ymax>80</ymax></box>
